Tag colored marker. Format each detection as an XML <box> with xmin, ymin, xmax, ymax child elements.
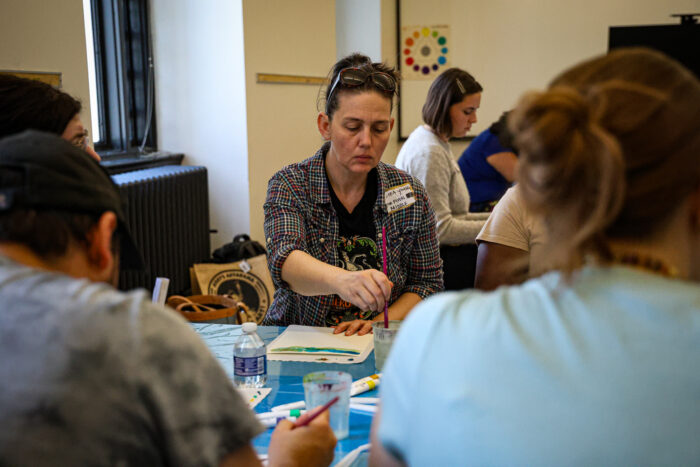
<box><xmin>350</xmin><ymin>397</ymin><xmax>379</xmax><ymax>404</ymax></box>
<box><xmin>350</xmin><ymin>373</ymin><xmax>381</xmax><ymax>396</ymax></box>
<box><xmin>350</xmin><ymin>403</ymin><xmax>377</xmax><ymax>414</ymax></box>
<box><xmin>259</xmin><ymin>416</ymin><xmax>290</xmax><ymax>428</ymax></box>
<box><xmin>270</xmin><ymin>400</ymin><xmax>306</xmax><ymax>412</ymax></box>
<box><xmin>260</xmin><ymin>416</ymin><xmax>284</xmax><ymax>427</ymax></box>
<box><xmin>271</xmin><ymin>374</ymin><xmax>381</xmax><ymax>412</ymax></box>
<box><xmin>257</xmin><ymin>409</ymin><xmax>306</xmax><ymax>420</ymax></box>
<box><xmin>294</xmin><ymin>396</ymin><xmax>339</xmax><ymax>428</ymax></box>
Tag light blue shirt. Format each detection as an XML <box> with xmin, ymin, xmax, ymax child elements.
<box><xmin>379</xmin><ymin>266</ymin><xmax>700</xmax><ymax>466</ymax></box>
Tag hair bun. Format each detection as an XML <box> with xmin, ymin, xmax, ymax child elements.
<box><xmin>509</xmin><ymin>86</ymin><xmax>594</xmax><ymax>163</ymax></box>
<box><xmin>510</xmin><ymin>86</ymin><xmax>625</xmax><ymax>272</ymax></box>
<box><xmin>507</xmin><ymin>48</ymin><xmax>700</xmax><ymax>275</ymax></box>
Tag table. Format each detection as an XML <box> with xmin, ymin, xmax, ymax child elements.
<box><xmin>193</xmin><ymin>323</ymin><xmax>376</xmax><ymax>466</ymax></box>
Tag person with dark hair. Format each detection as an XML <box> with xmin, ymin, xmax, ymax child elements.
<box><xmin>371</xmin><ymin>48</ymin><xmax>700</xmax><ymax>465</ymax></box>
<box><xmin>395</xmin><ymin>68</ymin><xmax>490</xmax><ymax>290</ymax></box>
<box><xmin>0</xmin><ymin>74</ymin><xmax>100</xmax><ymax>161</ymax></box>
<box><xmin>0</xmin><ymin>131</ymin><xmax>336</xmax><ymax>466</ymax></box>
<box><xmin>263</xmin><ymin>53</ymin><xmax>443</xmax><ymax>335</ymax></box>
<box><xmin>457</xmin><ymin>110</ymin><xmax>518</xmax><ymax>212</ymax></box>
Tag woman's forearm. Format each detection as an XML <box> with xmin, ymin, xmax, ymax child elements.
<box><xmin>280</xmin><ymin>250</ymin><xmax>344</xmax><ymax>296</ymax></box>
<box><xmin>282</xmin><ymin>250</ymin><xmax>418</xmax><ymax>318</ymax></box>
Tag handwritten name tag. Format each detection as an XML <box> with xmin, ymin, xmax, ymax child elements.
<box><xmin>384</xmin><ymin>183</ymin><xmax>416</xmax><ymax>214</ymax></box>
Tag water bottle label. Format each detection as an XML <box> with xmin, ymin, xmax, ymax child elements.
<box><xmin>234</xmin><ymin>355</ymin><xmax>266</xmax><ymax>377</ymax></box>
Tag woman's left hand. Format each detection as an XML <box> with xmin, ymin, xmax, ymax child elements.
<box><xmin>333</xmin><ymin>319</ymin><xmax>374</xmax><ymax>336</ymax></box>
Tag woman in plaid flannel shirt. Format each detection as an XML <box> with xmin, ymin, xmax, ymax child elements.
<box><xmin>263</xmin><ymin>54</ymin><xmax>444</xmax><ymax>335</ymax></box>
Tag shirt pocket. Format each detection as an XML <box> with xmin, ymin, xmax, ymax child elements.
<box><xmin>305</xmin><ymin>207</ymin><xmax>336</xmax><ymax>265</ymax></box>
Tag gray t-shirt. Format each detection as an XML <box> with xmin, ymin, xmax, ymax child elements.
<box><xmin>0</xmin><ymin>256</ymin><xmax>263</xmax><ymax>466</ymax></box>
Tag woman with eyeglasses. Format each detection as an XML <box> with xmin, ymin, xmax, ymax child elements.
<box><xmin>395</xmin><ymin>68</ymin><xmax>490</xmax><ymax>290</ymax></box>
<box><xmin>371</xmin><ymin>48</ymin><xmax>700</xmax><ymax>465</ymax></box>
<box><xmin>263</xmin><ymin>53</ymin><xmax>443</xmax><ymax>335</ymax></box>
<box><xmin>0</xmin><ymin>74</ymin><xmax>101</xmax><ymax>161</ymax></box>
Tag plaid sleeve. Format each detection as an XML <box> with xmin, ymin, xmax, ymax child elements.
<box><xmin>400</xmin><ymin>182</ymin><xmax>444</xmax><ymax>298</ymax></box>
<box><xmin>263</xmin><ymin>170</ymin><xmax>308</xmax><ymax>289</ymax></box>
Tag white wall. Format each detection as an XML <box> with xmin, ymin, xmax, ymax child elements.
<box><xmin>151</xmin><ymin>0</ymin><xmax>250</xmax><ymax>250</ymax></box>
<box><xmin>387</xmin><ymin>0</ymin><xmax>700</xmax><ymax>158</ymax></box>
<box><xmin>336</xmin><ymin>0</ymin><xmax>382</xmax><ymax>61</ymax></box>
<box><xmin>0</xmin><ymin>0</ymin><xmax>92</xmax><ymax>137</ymax></box>
<box><xmin>459</xmin><ymin>0</ymin><xmax>700</xmax><ymax>149</ymax></box>
<box><xmin>380</xmin><ymin>0</ymin><xmax>400</xmax><ymax>164</ymax></box>
<box><xmin>334</xmin><ymin>0</ymin><xmax>403</xmax><ymax>165</ymax></box>
<box><xmin>243</xmin><ymin>0</ymin><xmax>336</xmax><ymax>243</ymax></box>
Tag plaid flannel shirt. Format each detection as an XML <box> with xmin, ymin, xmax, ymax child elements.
<box><xmin>263</xmin><ymin>143</ymin><xmax>444</xmax><ymax>326</ymax></box>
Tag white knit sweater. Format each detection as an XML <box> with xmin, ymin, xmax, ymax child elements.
<box><xmin>395</xmin><ymin>125</ymin><xmax>489</xmax><ymax>245</ymax></box>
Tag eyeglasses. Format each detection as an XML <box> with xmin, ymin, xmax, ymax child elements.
<box><xmin>325</xmin><ymin>67</ymin><xmax>396</xmax><ymax>114</ymax></box>
<box><xmin>71</xmin><ymin>130</ymin><xmax>89</xmax><ymax>151</ymax></box>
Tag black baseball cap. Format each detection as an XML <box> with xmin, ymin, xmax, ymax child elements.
<box><xmin>0</xmin><ymin>130</ymin><xmax>144</xmax><ymax>270</ymax></box>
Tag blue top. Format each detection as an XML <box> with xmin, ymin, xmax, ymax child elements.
<box><xmin>458</xmin><ymin>128</ymin><xmax>513</xmax><ymax>206</ymax></box>
<box><xmin>378</xmin><ymin>266</ymin><xmax>700</xmax><ymax>465</ymax></box>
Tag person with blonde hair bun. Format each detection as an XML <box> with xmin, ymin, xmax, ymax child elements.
<box><xmin>370</xmin><ymin>48</ymin><xmax>700</xmax><ymax>465</ymax></box>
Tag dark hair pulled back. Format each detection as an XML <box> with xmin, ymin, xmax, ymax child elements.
<box><xmin>488</xmin><ymin>111</ymin><xmax>518</xmax><ymax>152</ymax></box>
<box><xmin>321</xmin><ymin>53</ymin><xmax>400</xmax><ymax>119</ymax></box>
<box><xmin>422</xmin><ymin>68</ymin><xmax>482</xmax><ymax>138</ymax></box>
<box><xmin>0</xmin><ymin>74</ymin><xmax>81</xmax><ymax>138</ymax></box>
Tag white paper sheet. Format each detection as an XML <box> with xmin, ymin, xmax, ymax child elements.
<box><xmin>236</xmin><ymin>387</ymin><xmax>271</xmax><ymax>409</ymax></box>
<box><xmin>267</xmin><ymin>325</ymin><xmax>374</xmax><ymax>364</ymax></box>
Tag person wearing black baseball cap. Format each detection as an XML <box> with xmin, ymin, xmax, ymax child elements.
<box><xmin>0</xmin><ymin>131</ymin><xmax>336</xmax><ymax>466</ymax></box>
<box><xmin>0</xmin><ymin>129</ymin><xmax>143</xmax><ymax>276</ymax></box>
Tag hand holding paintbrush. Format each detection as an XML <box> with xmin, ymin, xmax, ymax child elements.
<box><xmin>267</xmin><ymin>397</ymin><xmax>338</xmax><ymax>466</ymax></box>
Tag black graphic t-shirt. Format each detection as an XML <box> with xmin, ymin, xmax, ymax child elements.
<box><xmin>326</xmin><ymin>169</ymin><xmax>381</xmax><ymax>326</ymax></box>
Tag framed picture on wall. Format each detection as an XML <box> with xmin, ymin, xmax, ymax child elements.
<box><xmin>395</xmin><ymin>0</ymin><xmax>472</xmax><ymax>142</ymax></box>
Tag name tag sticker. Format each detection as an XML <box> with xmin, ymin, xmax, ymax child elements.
<box><xmin>384</xmin><ymin>183</ymin><xmax>416</xmax><ymax>214</ymax></box>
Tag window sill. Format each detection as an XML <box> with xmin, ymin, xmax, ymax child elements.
<box><xmin>100</xmin><ymin>151</ymin><xmax>185</xmax><ymax>175</ymax></box>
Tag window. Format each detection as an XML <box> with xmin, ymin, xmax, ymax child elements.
<box><xmin>84</xmin><ymin>0</ymin><xmax>156</xmax><ymax>155</ymax></box>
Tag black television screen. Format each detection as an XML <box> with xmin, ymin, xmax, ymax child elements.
<box><xmin>609</xmin><ymin>22</ymin><xmax>700</xmax><ymax>77</ymax></box>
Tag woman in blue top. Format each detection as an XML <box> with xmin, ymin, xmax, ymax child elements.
<box><xmin>457</xmin><ymin>111</ymin><xmax>518</xmax><ymax>211</ymax></box>
<box><xmin>372</xmin><ymin>48</ymin><xmax>700</xmax><ymax>465</ymax></box>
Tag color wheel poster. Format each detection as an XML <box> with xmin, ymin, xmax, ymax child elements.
<box><xmin>401</xmin><ymin>25</ymin><xmax>451</xmax><ymax>81</ymax></box>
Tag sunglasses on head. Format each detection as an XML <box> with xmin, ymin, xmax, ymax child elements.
<box><xmin>325</xmin><ymin>67</ymin><xmax>396</xmax><ymax>114</ymax></box>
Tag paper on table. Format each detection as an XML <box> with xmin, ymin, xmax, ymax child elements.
<box><xmin>236</xmin><ymin>387</ymin><xmax>271</xmax><ymax>409</ymax></box>
<box><xmin>267</xmin><ymin>325</ymin><xmax>374</xmax><ymax>364</ymax></box>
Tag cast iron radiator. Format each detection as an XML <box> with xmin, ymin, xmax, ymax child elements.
<box><xmin>112</xmin><ymin>165</ymin><xmax>210</xmax><ymax>294</ymax></box>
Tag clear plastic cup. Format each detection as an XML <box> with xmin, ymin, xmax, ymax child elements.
<box><xmin>372</xmin><ymin>320</ymin><xmax>401</xmax><ymax>371</ymax></box>
<box><xmin>302</xmin><ymin>371</ymin><xmax>352</xmax><ymax>439</ymax></box>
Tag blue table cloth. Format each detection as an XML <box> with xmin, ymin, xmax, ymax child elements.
<box><xmin>193</xmin><ymin>323</ymin><xmax>375</xmax><ymax>465</ymax></box>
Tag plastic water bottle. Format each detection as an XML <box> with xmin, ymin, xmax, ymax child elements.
<box><xmin>233</xmin><ymin>322</ymin><xmax>267</xmax><ymax>388</ymax></box>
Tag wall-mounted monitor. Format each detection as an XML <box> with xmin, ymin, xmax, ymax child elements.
<box><xmin>609</xmin><ymin>14</ymin><xmax>699</xmax><ymax>78</ymax></box>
